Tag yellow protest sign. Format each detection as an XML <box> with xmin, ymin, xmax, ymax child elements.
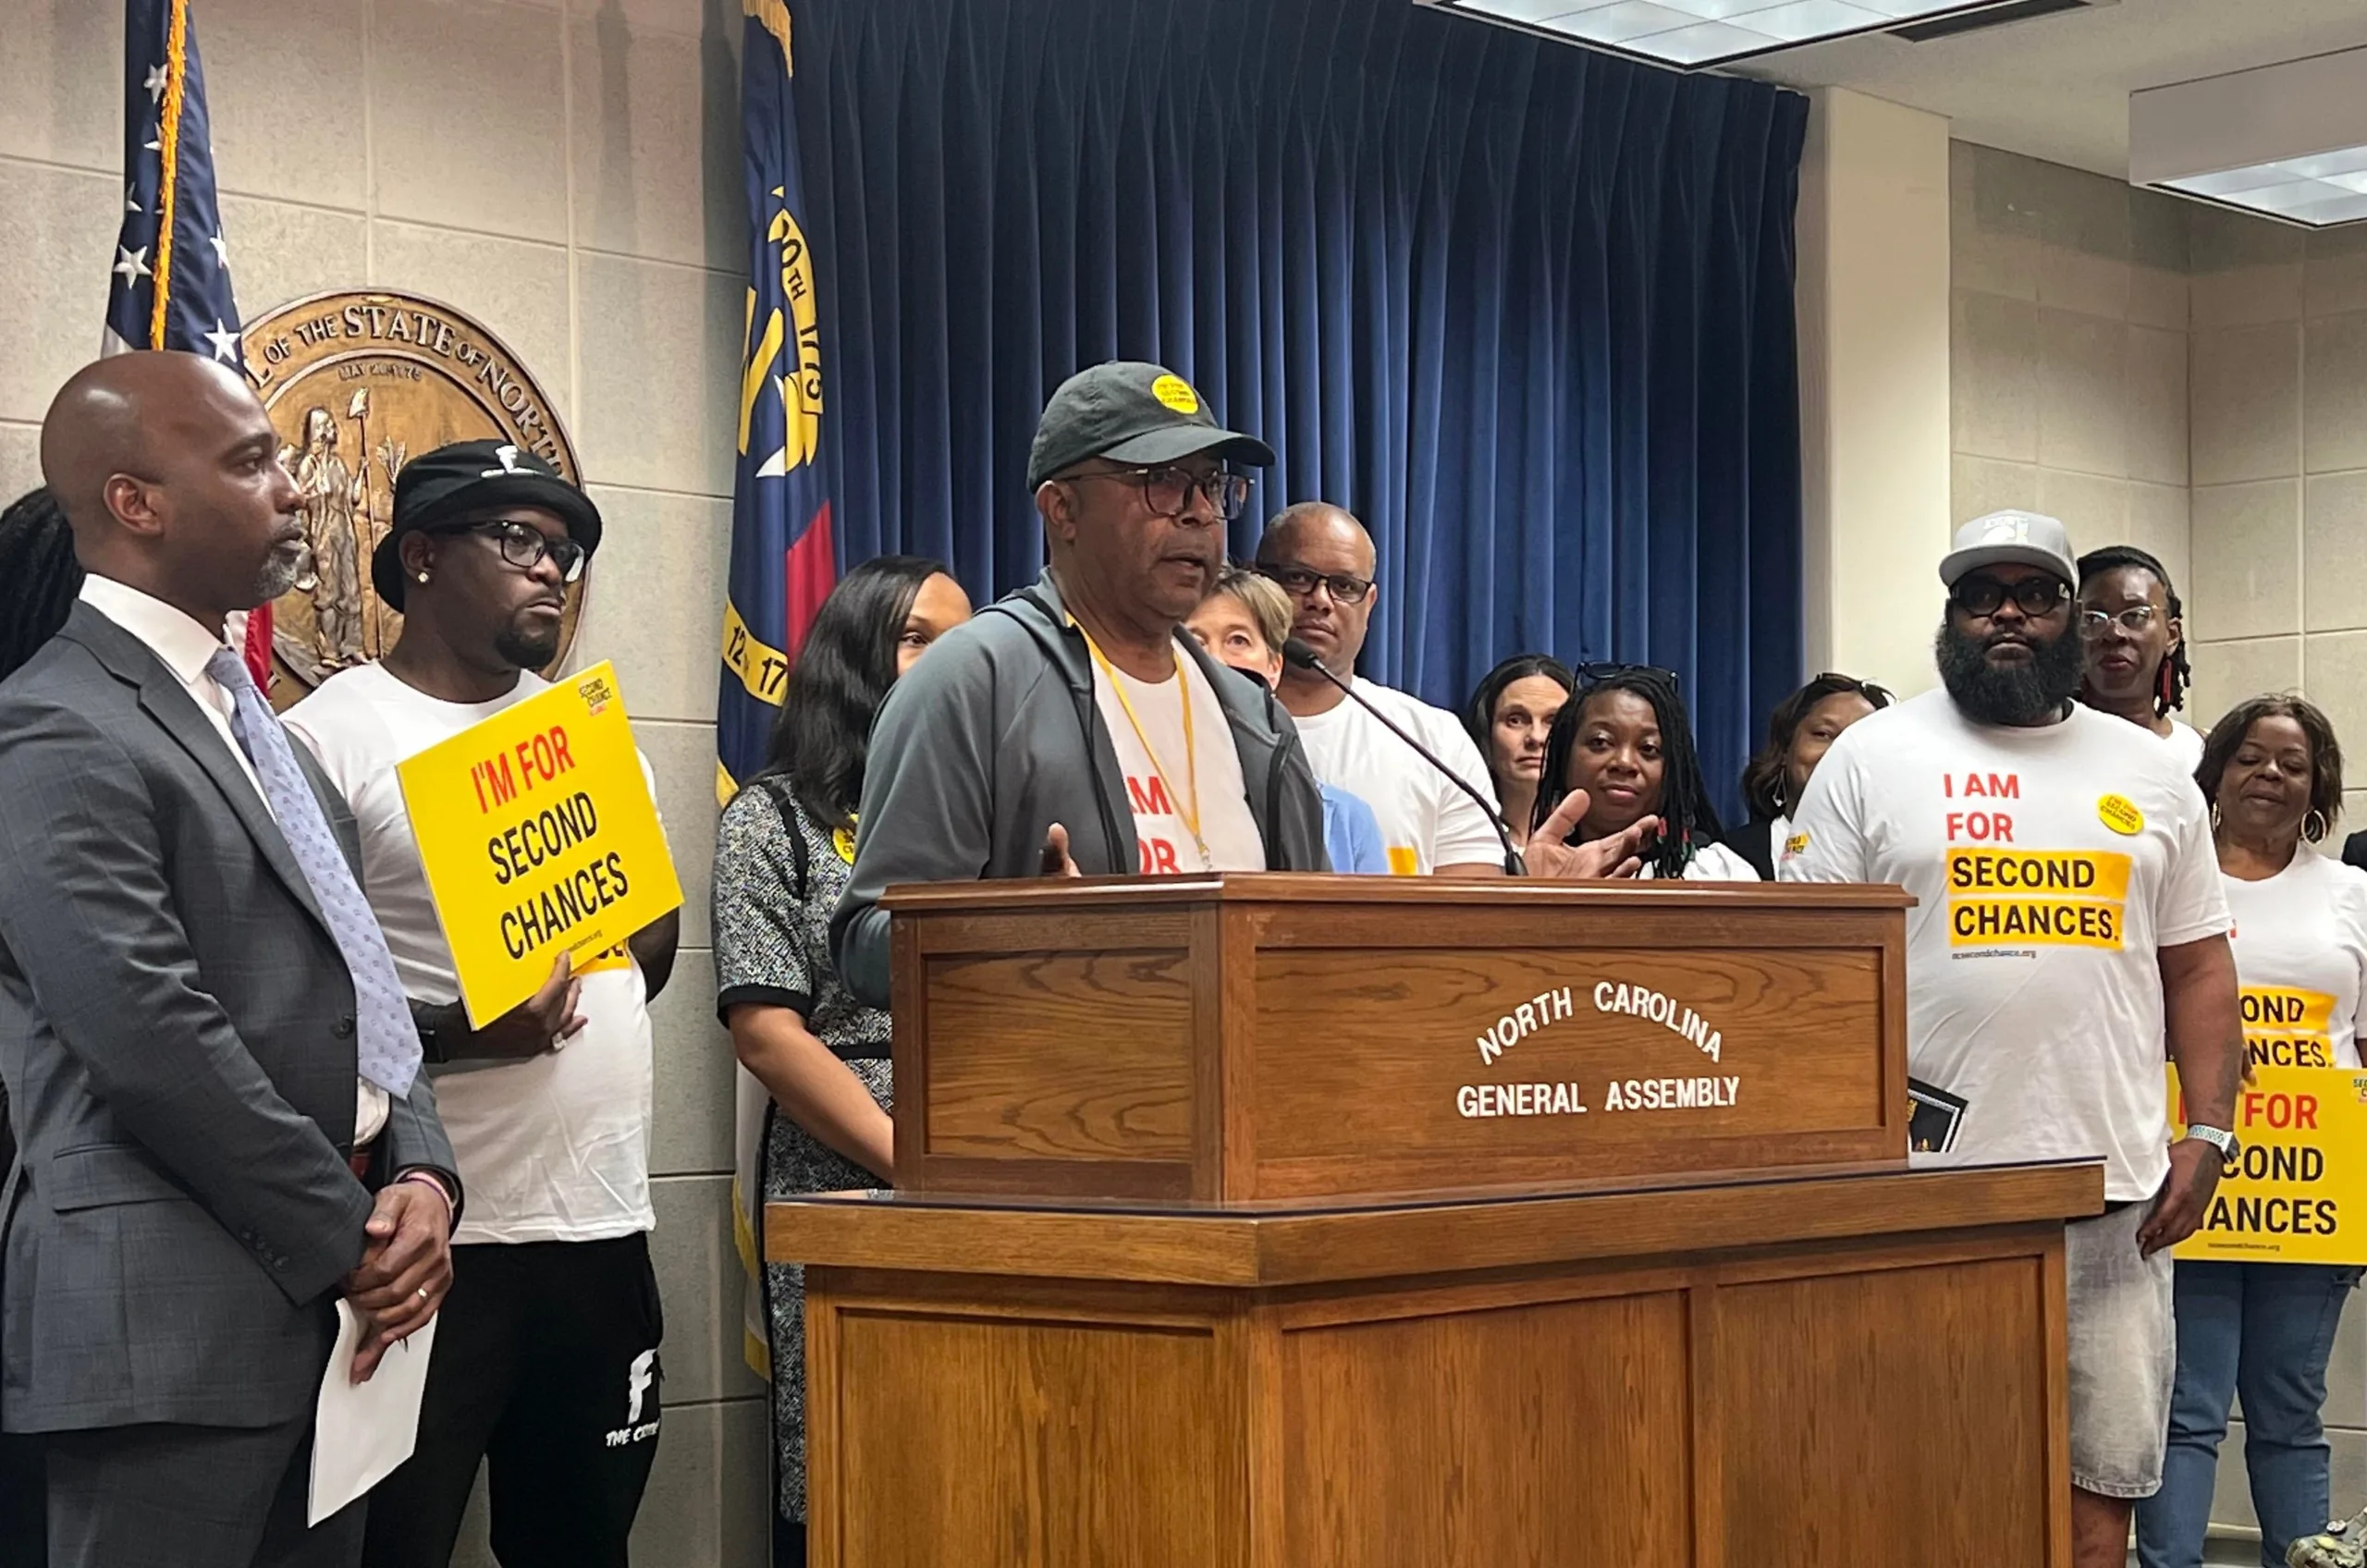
<box><xmin>397</xmin><ymin>661</ymin><xmax>681</xmax><ymax>1026</ymax></box>
<box><xmin>2168</xmin><ymin>1064</ymin><xmax>2367</xmax><ymax>1264</ymax></box>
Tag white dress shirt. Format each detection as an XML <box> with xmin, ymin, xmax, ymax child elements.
<box><xmin>79</xmin><ymin>575</ymin><xmax>391</xmax><ymax>1144</ymax></box>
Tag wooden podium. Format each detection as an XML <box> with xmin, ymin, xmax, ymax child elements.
<box><xmin>768</xmin><ymin>877</ymin><xmax>2100</xmax><ymax>1567</ymax></box>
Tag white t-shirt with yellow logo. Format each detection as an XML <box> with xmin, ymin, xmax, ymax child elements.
<box><xmin>2224</xmin><ymin>847</ymin><xmax>2367</xmax><ymax>1072</ymax></box>
<box><xmin>1779</xmin><ymin>688</ymin><xmax>2230</xmax><ymax>1200</ymax></box>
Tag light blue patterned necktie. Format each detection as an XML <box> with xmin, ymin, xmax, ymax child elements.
<box><xmin>205</xmin><ymin>647</ymin><xmax>422</xmax><ymax>1098</ymax></box>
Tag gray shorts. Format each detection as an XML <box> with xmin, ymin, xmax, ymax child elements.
<box><xmin>2066</xmin><ymin>1199</ymin><xmax>2175</xmax><ymax>1498</ymax></box>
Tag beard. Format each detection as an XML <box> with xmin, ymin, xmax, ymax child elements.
<box><xmin>1935</xmin><ymin>618</ymin><xmax>2085</xmax><ymax>727</ymax></box>
<box><xmin>495</xmin><ymin>618</ymin><xmax>562</xmax><ymax>671</ymax></box>
<box><xmin>249</xmin><ymin>536</ymin><xmax>306</xmax><ymax>605</ymax></box>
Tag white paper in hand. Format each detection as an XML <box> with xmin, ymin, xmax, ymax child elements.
<box><xmin>310</xmin><ymin>1299</ymin><xmax>438</xmax><ymax>1525</ymax></box>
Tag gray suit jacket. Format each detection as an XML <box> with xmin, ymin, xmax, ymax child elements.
<box><xmin>0</xmin><ymin>603</ymin><xmax>460</xmax><ymax>1433</ymax></box>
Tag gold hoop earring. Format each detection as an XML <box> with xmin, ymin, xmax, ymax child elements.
<box><xmin>2306</xmin><ymin>809</ymin><xmax>2330</xmax><ymax>843</ymax></box>
<box><xmin>2209</xmin><ymin>801</ymin><xmax>2222</xmax><ymax>831</ymax></box>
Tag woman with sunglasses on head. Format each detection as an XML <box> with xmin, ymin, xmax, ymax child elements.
<box><xmin>1533</xmin><ymin>667</ymin><xmax>1756</xmax><ymax>880</ymax></box>
<box><xmin>2078</xmin><ymin>545</ymin><xmax>2203</xmax><ymax>774</ymax></box>
<box><xmin>2134</xmin><ymin>695</ymin><xmax>2367</xmax><ymax>1568</ymax></box>
<box><xmin>710</xmin><ymin>556</ymin><xmax>973</xmax><ymax>1566</ymax></box>
<box><xmin>1463</xmin><ymin>655</ymin><xmax>1574</xmax><ymax>855</ymax></box>
<box><xmin>1720</xmin><ymin>673</ymin><xmax>1894</xmax><ymax>880</ymax></box>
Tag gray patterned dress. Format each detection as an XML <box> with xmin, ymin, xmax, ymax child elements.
<box><xmin>711</xmin><ymin>779</ymin><xmax>892</xmax><ymax>1524</ymax></box>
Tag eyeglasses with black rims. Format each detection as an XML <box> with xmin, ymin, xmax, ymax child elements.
<box><xmin>1254</xmin><ymin>561</ymin><xmax>1375</xmax><ymax>605</ymax></box>
<box><xmin>429</xmin><ymin>519</ymin><xmax>587</xmax><ymax>583</ymax></box>
<box><xmin>1060</xmin><ymin>464</ymin><xmax>1252</xmax><ymax>523</ymax></box>
<box><xmin>2076</xmin><ymin>605</ymin><xmax>2161</xmax><ymax>640</ymax></box>
<box><xmin>1950</xmin><ymin>575</ymin><xmax>2066</xmax><ymax>619</ymax></box>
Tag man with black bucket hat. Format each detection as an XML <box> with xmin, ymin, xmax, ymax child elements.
<box><xmin>285</xmin><ymin>439</ymin><xmax>681</xmax><ymax>1568</ymax></box>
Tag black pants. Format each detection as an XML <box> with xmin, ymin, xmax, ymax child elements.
<box><xmin>361</xmin><ymin>1233</ymin><xmax>663</xmax><ymax>1568</ymax></box>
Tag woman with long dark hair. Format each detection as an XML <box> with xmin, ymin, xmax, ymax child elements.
<box><xmin>1721</xmin><ymin>672</ymin><xmax>1893</xmax><ymax>879</ymax></box>
<box><xmin>710</xmin><ymin>555</ymin><xmax>971</xmax><ymax>1565</ymax></box>
<box><xmin>1463</xmin><ymin>654</ymin><xmax>1573</xmax><ymax>853</ymax></box>
<box><xmin>0</xmin><ymin>485</ymin><xmax>76</xmax><ymax>1568</ymax></box>
<box><xmin>2135</xmin><ymin>695</ymin><xmax>2367</xmax><ymax>1568</ymax></box>
<box><xmin>1533</xmin><ymin>666</ymin><xmax>1754</xmax><ymax>880</ymax></box>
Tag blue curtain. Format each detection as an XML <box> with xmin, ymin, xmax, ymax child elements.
<box><xmin>794</xmin><ymin>0</ymin><xmax>1808</xmax><ymax>825</ymax></box>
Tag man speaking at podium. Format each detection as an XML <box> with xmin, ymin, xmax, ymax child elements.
<box><xmin>830</xmin><ymin>361</ymin><xmax>1329</xmax><ymax>1007</ymax></box>
<box><xmin>831</xmin><ymin>361</ymin><xmax>1655</xmax><ymax>1009</ymax></box>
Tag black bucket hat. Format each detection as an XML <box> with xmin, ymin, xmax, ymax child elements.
<box><xmin>371</xmin><ymin>439</ymin><xmax>603</xmax><ymax>610</ymax></box>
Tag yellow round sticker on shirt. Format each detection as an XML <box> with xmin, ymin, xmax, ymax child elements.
<box><xmin>1150</xmin><ymin>374</ymin><xmax>1201</xmax><ymax>414</ymax></box>
<box><xmin>832</xmin><ymin>826</ymin><xmax>857</xmax><ymax>864</ymax></box>
<box><xmin>2097</xmin><ymin>794</ymin><xmax>2144</xmax><ymax>836</ymax></box>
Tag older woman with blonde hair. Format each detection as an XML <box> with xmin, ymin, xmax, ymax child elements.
<box><xmin>1184</xmin><ymin>565</ymin><xmax>1386</xmax><ymax>873</ymax></box>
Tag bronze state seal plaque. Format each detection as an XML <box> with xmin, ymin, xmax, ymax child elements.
<box><xmin>241</xmin><ymin>290</ymin><xmax>585</xmax><ymax>707</ymax></box>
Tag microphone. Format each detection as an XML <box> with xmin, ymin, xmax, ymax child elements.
<box><xmin>1282</xmin><ymin>637</ymin><xmax>1527</xmax><ymax>876</ymax></box>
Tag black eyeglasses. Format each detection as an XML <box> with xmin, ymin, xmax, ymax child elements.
<box><xmin>1255</xmin><ymin>561</ymin><xmax>1375</xmax><ymax>605</ymax></box>
<box><xmin>1061</xmin><ymin>464</ymin><xmax>1252</xmax><ymax>522</ymax></box>
<box><xmin>430</xmin><ymin>519</ymin><xmax>587</xmax><ymax>583</ymax></box>
<box><xmin>1951</xmin><ymin>575</ymin><xmax>2066</xmax><ymax>619</ymax></box>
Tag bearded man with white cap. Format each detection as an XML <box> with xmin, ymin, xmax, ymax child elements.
<box><xmin>1779</xmin><ymin>509</ymin><xmax>2245</xmax><ymax>1568</ymax></box>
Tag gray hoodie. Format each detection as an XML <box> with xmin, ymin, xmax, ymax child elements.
<box><xmin>830</xmin><ymin>568</ymin><xmax>1331</xmax><ymax>1006</ymax></box>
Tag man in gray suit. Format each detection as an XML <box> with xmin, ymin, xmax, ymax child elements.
<box><xmin>0</xmin><ymin>351</ymin><xmax>463</xmax><ymax>1567</ymax></box>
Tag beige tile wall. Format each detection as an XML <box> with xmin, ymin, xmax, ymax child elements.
<box><xmin>0</xmin><ymin>2</ymin><xmax>763</xmax><ymax>1563</ymax></box>
<box><xmin>2185</xmin><ymin>211</ymin><xmax>2367</xmax><ymax>839</ymax></box>
<box><xmin>1949</xmin><ymin>141</ymin><xmax>2193</xmax><ymax>601</ymax></box>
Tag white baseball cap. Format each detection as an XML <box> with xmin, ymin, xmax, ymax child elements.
<box><xmin>1938</xmin><ymin>509</ymin><xmax>2079</xmax><ymax>590</ymax></box>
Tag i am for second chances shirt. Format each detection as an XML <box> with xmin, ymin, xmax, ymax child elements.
<box><xmin>1091</xmin><ymin>653</ymin><xmax>1267</xmax><ymax>874</ymax></box>
<box><xmin>2223</xmin><ymin>846</ymin><xmax>2367</xmax><ymax>1072</ymax></box>
<box><xmin>286</xmin><ymin>662</ymin><xmax>661</xmax><ymax>1245</ymax></box>
<box><xmin>1294</xmin><ymin>679</ymin><xmax>1504</xmax><ymax>875</ymax></box>
<box><xmin>1780</xmin><ymin>688</ymin><xmax>2230</xmax><ymax>1202</ymax></box>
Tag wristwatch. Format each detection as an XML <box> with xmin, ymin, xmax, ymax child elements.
<box><xmin>2184</xmin><ymin>1123</ymin><xmax>2241</xmax><ymax>1170</ymax></box>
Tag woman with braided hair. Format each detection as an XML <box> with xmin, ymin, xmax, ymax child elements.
<box><xmin>0</xmin><ymin>485</ymin><xmax>83</xmax><ymax>682</ymax></box>
<box><xmin>2078</xmin><ymin>545</ymin><xmax>2202</xmax><ymax>773</ymax></box>
<box><xmin>1533</xmin><ymin>665</ymin><xmax>1756</xmax><ymax>881</ymax></box>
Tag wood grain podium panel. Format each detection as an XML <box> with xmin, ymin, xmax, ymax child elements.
<box><xmin>822</xmin><ymin>1305</ymin><xmax>1245</xmax><ymax>1568</ymax></box>
<box><xmin>1276</xmin><ymin>1291</ymin><xmax>1692</xmax><ymax>1566</ymax></box>
<box><xmin>1713</xmin><ymin>1254</ymin><xmax>2059</xmax><ymax>1566</ymax></box>
<box><xmin>882</xmin><ymin>876</ymin><xmax>1913</xmax><ymax>1202</ymax></box>
<box><xmin>785</xmin><ymin>1164</ymin><xmax>2091</xmax><ymax>1568</ymax></box>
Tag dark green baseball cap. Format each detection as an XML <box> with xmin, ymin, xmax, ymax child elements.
<box><xmin>1025</xmin><ymin>361</ymin><xmax>1275</xmax><ymax>489</ymax></box>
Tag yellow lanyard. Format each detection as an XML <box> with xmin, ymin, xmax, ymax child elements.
<box><xmin>1084</xmin><ymin>634</ymin><xmax>1209</xmax><ymax>869</ymax></box>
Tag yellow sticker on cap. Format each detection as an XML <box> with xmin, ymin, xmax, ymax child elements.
<box><xmin>2098</xmin><ymin>794</ymin><xmax>2144</xmax><ymax>836</ymax></box>
<box><xmin>1150</xmin><ymin>374</ymin><xmax>1201</xmax><ymax>414</ymax></box>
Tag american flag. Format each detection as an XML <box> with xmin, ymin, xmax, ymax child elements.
<box><xmin>106</xmin><ymin>0</ymin><xmax>270</xmax><ymax>685</ymax></box>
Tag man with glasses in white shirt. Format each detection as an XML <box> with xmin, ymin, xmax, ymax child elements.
<box><xmin>1255</xmin><ymin>502</ymin><xmax>1508</xmax><ymax>875</ymax></box>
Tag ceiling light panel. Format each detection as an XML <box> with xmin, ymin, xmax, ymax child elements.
<box><xmin>2131</xmin><ymin>47</ymin><xmax>2367</xmax><ymax>228</ymax></box>
<box><xmin>1428</xmin><ymin>0</ymin><xmax>2016</xmax><ymax>69</ymax></box>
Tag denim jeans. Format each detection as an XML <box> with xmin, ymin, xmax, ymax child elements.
<box><xmin>2134</xmin><ymin>1260</ymin><xmax>2361</xmax><ymax>1568</ymax></box>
